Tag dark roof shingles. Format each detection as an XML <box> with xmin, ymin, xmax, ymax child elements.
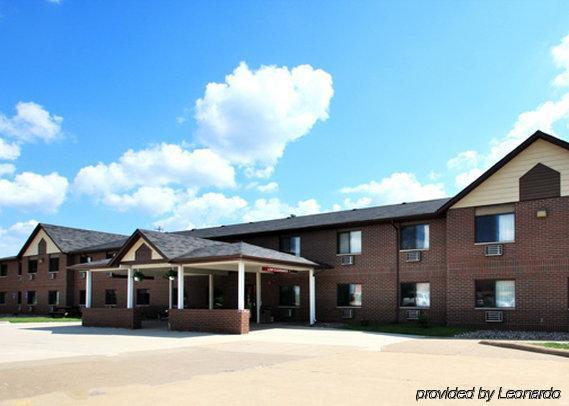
<box><xmin>42</xmin><ymin>224</ymin><xmax>128</xmax><ymax>253</ymax></box>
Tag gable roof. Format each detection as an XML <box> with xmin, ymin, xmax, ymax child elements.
<box><xmin>181</xmin><ymin>197</ymin><xmax>450</xmax><ymax>239</ymax></box>
<box><xmin>18</xmin><ymin>223</ymin><xmax>127</xmax><ymax>257</ymax></box>
<box><xmin>109</xmin><ymin>229</ymin><xmax>317</xmax><ymax>268</ymax></box>
<box><xmin>438</xmin><ymin>130</ymin><xmax>569</xmax><ymax>212</ymax></box>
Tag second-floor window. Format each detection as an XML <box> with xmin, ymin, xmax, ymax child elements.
<box><xmin>475</xmin><ymin>212</ymin><xmax>515</xmax><ymax>243</ymax></box>
<box><xmin>338</xmin><ymin>231</ymin><xmax>362</xmax><ymax>255</ymax></box>
<box><xmin>28</xmin><ymin>259</ymin><xmax>38</xmax><ymax>274</ymax></box>
<box><xmin>0</xmin><ymin>264</ymin><xmax>7</xmax><ymax>277</ymax></box>
<box><xmin>80</xmin><ymin>256</ymin><xmax>92</xmax><ymax>264</ymax></box>
<box><xmin>401</xmin><ymin>224</ymin><xmax>430</xmax><ymax>250</ymax></box>
<box><xmin>279</xmin><ymin>236</ymin><xmax>301</xmax><ymax>256</ymax></box>
<box><xmin>49</xmin><ymin>257</ymin><xmax>59</xmax><ymax>273</ymax></box>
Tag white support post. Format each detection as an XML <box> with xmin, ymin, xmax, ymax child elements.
<box><xmin>237</xmin><ymin>260</ymin><xmax>245</xmax><ymax>310</ymax></box>
<box><xmin>127</xmin><ymin>267</ymin><xmax>134</xmax><ymax>309</ymax></box>
<box><xmin>177</xmin><ymin>265</ymin><xmax>184</xmax><ymax>310</ymax></box>
<box><xmin>85</xmin><ymin>271</ymin><xmax>92</xmax><ymax>308</ymax></box>
<box><xmin>168</xmin><ymin>277</ymin><xmax>173</xmax><ymax>310</ymax></box>
<box><xmin>208</xmin><ymin>274</ymin><xmax>214</xmax><ymax>310</ymax></box>
<box><xmin>309</xmin><ymin>269</ymin><xmax>316</xmax><ymax>325</ymax></box>
<box><xmin>256</xmin><ymin>271</ymin><xmax>261</xmax><ymax>324</ymax></box>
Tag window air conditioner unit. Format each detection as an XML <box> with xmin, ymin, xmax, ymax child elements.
<box><xmin>406</xmin><ymin>309</ymin><xmax>420</xmax><ymax>320</ymax></box>
<box><xmin>341</xmin><ymin>308</ymin><xmax>354</xmax><ymax>319</ymax></box>
<box><xmin>80</xmin><ymin>272</ymin><xmax>86</xmax><ymax>279</ymax></box>
<box><xmin>485</xmin><ymin>310</ymin><xmax>503</xmax><ymax>323</ymax></box>
<box><xmin>107</xmin><ymin>272</ymin><xmax>114</xmax><ymax>278</ymax></box>
<box><xmin>405</xmin><ymin>251</ymin><xmax>422</xmax><ymax>262</ymax></box>
<box><xmin>340</xmin><ymin>255</ymin><xmax>354</xmax><ymax>265</ymax></box>
<box><xmin>49</xmin><ymin>306</ymin><xmax>56</xmax><ymax>312</ymax></box>
<box><xmin>28</xmin><ymin>273</ymin><xmax>36</xmax><ymax>281</ymax></box>
<box><xmin>484</xmin><ymin>244</ymin><xmax>503</xmax><ymax>257</ymax></box>
<box><xmin>49</xmin><ymin>272</ymin><xmax>57</xmax><ymax>280</ymax></box>
<box><xmin>280</xmin><ymin>308</ymin><xmax>293</xmax><ymax>318</ymax></box>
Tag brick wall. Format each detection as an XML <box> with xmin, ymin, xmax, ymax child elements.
<box><xmin>169</xmin><ymin>309</ymin><xmax>250</xmax><ymax>334</ymax></box>
<box><xmin>82</xmin><ymin>307</ymin><xmax>142</xmax><ymax>329</ymax></box>
<box><xmin>446</xmin><ymin>196</ymin><xmax>569</xmax><ymax>331</ymax></box>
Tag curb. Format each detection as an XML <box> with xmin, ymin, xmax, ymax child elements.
<box><xmin>479</xmin><ymin>340</ymin><xmax>569</xmax><ymax>358</ymax></box>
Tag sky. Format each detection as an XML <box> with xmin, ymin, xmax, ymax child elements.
<box><xmin>1</xmin><ymin>0</ymin><xmax>569</xmax><ymax>256</ymax></box>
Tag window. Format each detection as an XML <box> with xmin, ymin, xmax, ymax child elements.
<box><xmin>105</xmin><ymin>289</ymin><xmax>117</xmax><ymax>306</ymax></box>
<box><xmin>27</xmin><ymin>291</ymin><xmax>37</xmax><ymax>305</ymax></box>
<box><xmin>338</xmin><ymin>231</ymin><xmax>362</xmax><ymax>255</ymax></box>
<box><xmin>48</xmin><ymin>290</ymin><xmax>59</xmax><ymax>305</ymax></box>
<box><xmin>38</xmin><ymin>238</ymin><xmax>47</xmax><ymax>255</ymax></box>
<box><xmin>400</xmin><ymin>283</ymin><xmax>431</xmax><ymax>307</ymax></box>
<box><xmin>401</xmin><ymin>224</ymin><xmax>430</xmax><ymax>250</ymax></box>
<box><xmin>106</xmin><ymin>251</ymin><xmax>115</xmax><ymax>259</ymax></box>
<box><xmin>17</xmin><ymin>291</ymin><xmax>22</xmax><ymax>305</ymax></box>
<box><xmin>475</xmin><ymin>213</ymin><xmax>515</xmax><ymax>243</ymax></box>
<box><xmin>279</xmin><ymin>285</ymin><xmax>300</xmax><ymax>307</ymax></box>
<box><xmin>79</xmin><ymin>290</ymin><xmax>86</xmax><ymax>306</ymax></box>
<box><xmin>0</xmin><ymin>292</ymin><xmax>5</xmax><ymax>305</ymax></box>
<box><xmin>475</xmin><ymin>280</ymin><xmax>515</xmax><ymax>308</ymax></box>
<box><xmin>49</xmin><ymin>257</ymin><xmax>59</xmax><ymax>273</ymax></box>
<box><xmin>337</xmin><ymin>284</ymin><xmax>362</xmax><ymax>307</ymax></box>
<box><xmin>279</xmin><ymin>236</ymin><xmax>301</xmax><ymax>256</ymax></box>
<box><xmin>136</xmin><ymin>289</ymin><xmax>150</xmax><ymax>306</ymax></box>
<box><xmin>0</xmin><ymin>264</ymin><xmax>7</xmax><ymax>277</ymax></box>
<box><xmin>28</xmin><ymin>259</ymin><xmax>38</xmax><ymax>274</ymax></box>
<box><xmin>80</xmin><ymin>256</ymin><xmax>92</xmax><ymax>264</ymax></box>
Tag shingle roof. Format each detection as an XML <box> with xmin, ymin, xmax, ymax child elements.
<box><xmin>70</xmin><ymin>237</ymin><xmax>130</xmax><ymax>253</ymax></box>
<box><xmin>21</xmin><ymin>224</ymin><xmax>128</xmax><ymax>255</ymax></box>
<box><xmin>174</xmin><ymin>241</ymin><xmax>317</xmax><ymax>266</ymax></box>
<box><xmin>110</xmin><ymin>229</ymin><xmax>317</xmax><ymax>268</ymax></box>
<box><xmin>180</xmin><ymin>197</ymin><xmax>450</xmax><ymax>239</ymax></box>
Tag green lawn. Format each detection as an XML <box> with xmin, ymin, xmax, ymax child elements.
<box><xmin>343</xmin><ymin>322</ymin><xmax>472</xmax><ymax>337</ymax></box>
<box><xmin>0</xmin><ymin>316</ymin><xmax>81</xmax><ymax>323</ymax></box>
<box><xmin>540</xmin><ymin>342</ymin><xmax>569</xmax><ymax>350</ymax></box>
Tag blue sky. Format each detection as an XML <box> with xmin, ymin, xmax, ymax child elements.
<box><xmin>1</xmin><ymin>0</ymin><xmax>569</xmax><ymax>256</ymax></box>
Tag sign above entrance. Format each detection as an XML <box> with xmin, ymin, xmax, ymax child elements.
<box><xmin>261</xmin><ymin>266</ymin><xmax>290</xmax><ymax>274</ymax></box>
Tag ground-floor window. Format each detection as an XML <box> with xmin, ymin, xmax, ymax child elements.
<box><xmin>475</xmin><ymin>280</ymin><xmax>515</xmax><ymax>308</ymax></box>
<box><xmin>105</xmin><ymin>289</ymin><xmax>117</xmax><ymax>306</ymax></box>
<box><xmin>27</xmin><ymin>291</ymin><xmax>37</xmax><ymax>305</ymax></box>
<box><xmin>48</xmin><ymin>290</ymin><xmax>59</xmax><ymax>306</ymax></box>
<box><xmin>337</xmin><ymin>283</ymin><xmax>362</xmax><ymax>307</ymax></box>
<box><xmin>279</xmin><ymin>285</ymin><xmax>300</xmax><ymax>307</ymax></box>
<box><xmin>400</xmin><ymin>282</ymin><xmax>430</xmax><ymax>308</ymax></box>
<box><xmin>0</xmin><ymin>292</ymin><xmax>5</xmax><ymax>304</ymax></box>
<box><xmin>17</xmin><ymin>291</ymin><xmax>21</xmax><ymax>305</ymax></box>
<box><xmin>79</xmin><ymin>290</ymin><xmax>86</xmax><ymax>306</ymax></box>
<box><xmin>136</xmin><ymin>289</ymin><xmax>150</xmax><ymax>306</ymax></box>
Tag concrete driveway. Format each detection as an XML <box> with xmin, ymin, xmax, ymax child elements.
<box><xmin>1</xmin><ymin>322</ymin><xmax>568</xmax><ymax>405</ymax></box>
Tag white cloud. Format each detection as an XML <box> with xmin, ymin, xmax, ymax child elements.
<box><xmin>0</xmin><ymin>163</ymin><xmax>15</xmax><ymax>176</ymax></box>
<box><xmin>102</xmin><ymin>186</ymin><xmax>179</xmax><ymax>216</ymax></box>
<box><xmin>454</xmin><ymin>167</ymin><xmax>484</xmax><ymax>189</ymax></box>
<box><xmin>0</xmin><ymin>220</ymin><xmax>38</xmax><ymax>257</ymax></box>
<box><xmin>154</xmin><ymin>192</ymin><xmax>248</xmax><ymax>230</ymax></box>
<box><xmin>0</xmin><ymin>172</ymin><xmax>68</xmax><ymax>213</ymax></box>
<box><xmin>552</xmin><ymin>34</ymin><xmax>569</xmax><ymax>87</ymax></box>
<box><xmin>256</xmin><ymin>182</ymin><xmax>279</xmax><ymax>193</ymax></box>
<box><xmin>242</xmin><ymin>198</ymin><xmax>321</xmax><ymax>222</ymax></box>
<box><xmin>0</xmin><ymin>139</ymin><xmax>20</xmax><ymax>160</ymax></box>
<box><xmin>447</xmin><ymin>150</ymin><xmax>479</xmax><ymax>170</ymax></box>
<box><xmin>195</xmin><ymin>62</ymin><xmax>333</xmax><ymax>169</ymax></box>
<box><xmin>0</xmin><ymin>102</ymin><xmax>63</xmax><ymax>143</ymax></box>
<box><xmin>339</xmin><ymin>172</ymin><xmax>446</xmax><ymax>209</ymax></box>
<box><xmin>74</xmin><ymin>144</ymin><xmax>236</xmax><ymax>198</ymax></box>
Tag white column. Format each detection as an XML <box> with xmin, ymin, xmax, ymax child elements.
<box><xmin>177</xmin><ymin>265</ymin><xmax>184</xmax><ymax>310</ymax></box>
<box><xmin>168</xmin><ymin>277</ymin><xmax>173</xmax><ymax>310</ymax></box>
<box><xmin>127</xmin><ymin>267</ymin><xmax>134</xmax><ymax>309</ymax></box>
<box><xmin>237</xmin><ymin>260</ymin><xmax>245</xmax><ymax>310</ymax></box>
<box><xmin>309</xmin><ymin>269</ymin><xmax>316</xmax><ymax>325</ymax></box>
<box><xmin>208</xmin><ymin>274</ymin><xmax>214</xmax><ymax>310</ymax></box>
<box><xmin>85</xmin><ymin>271</ymin><xmax>92</xmax><ymax>308</ymax></box>
<box><xmin>256</xmin><ymin>271</ymin><xmax>261</xmax><ymax>324</ymax></box>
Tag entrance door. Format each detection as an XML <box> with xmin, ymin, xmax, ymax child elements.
<box><xmin>246</xmin><ymin>284</ymin><xmax>256</xmax><ymax>320</ymax></box>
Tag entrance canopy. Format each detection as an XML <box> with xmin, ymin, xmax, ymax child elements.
<box><xmin>70</xmin><ymin>229</ymin><xmax>318</xmax><ymax>331</ymax></box>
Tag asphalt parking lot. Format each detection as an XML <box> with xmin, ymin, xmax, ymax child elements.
<box><xmin>1</xmin><ymin>322</ymin><xmax>568</xmax><ymax>405</ymax></box>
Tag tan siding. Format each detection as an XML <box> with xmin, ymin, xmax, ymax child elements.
<box><xmin>122</xmin><ymin>238</ymin><xmax>163</xmax><ymax>261</ymax></box>
<box><xmin>452</xmin><ymin>139</ymin><xmax>569</xmax><ymax>208</ymax></box>
<box><xmin>22</xmin><ymin>229</ymin><xmax>60</xmax><ymax>256</ymax></box>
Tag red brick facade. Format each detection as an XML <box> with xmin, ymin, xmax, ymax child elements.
<box><xmin>82</xmin><ymin>307</ymin><xmax>142</xmax><ymax>329</ymax></box>
<box><xmin>169</xmin><ymin>309</ymin><xmax>250</xmax><ymax>334</ymax></box>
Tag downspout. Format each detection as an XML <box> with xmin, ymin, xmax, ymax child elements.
<box><xmin>391</xmin><ymin>220</ymin><xmax>400</xmax><ymax>323</ymax></box>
